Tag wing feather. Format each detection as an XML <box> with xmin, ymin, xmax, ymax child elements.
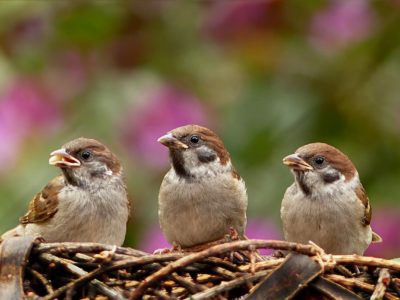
<box><xmin>19</xmin><ymin>176</ymin><xmax>63</xmax><ymax>224</ymax></box>
<box><xmin>354</xmin><ymin>184</ymin><xmax>371</xmax><ymax>226</ymax></box>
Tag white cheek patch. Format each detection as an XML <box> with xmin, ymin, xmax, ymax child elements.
<box><xmin>179</xmin><ymin>146</ymin><xmax>232</xmax><ymax>179</ymax></box>
<box><xmin>90</xmin><ymin>161</ymin><xmax>113</xmax><ymax>175</ymax></box>
<box><xmin>182</xmin><ymin>150</ymin><xmax>199</xmax><ymax>170</ymax></box>
<box><xmin>304</xmin><ymin>168</ymin><xmax>353</xmax><ymax>200</ymax></box>
<box><xmin>78</xmin><ymin>161</ymin><xmax>114</xmax><ymax>182</ymax></box>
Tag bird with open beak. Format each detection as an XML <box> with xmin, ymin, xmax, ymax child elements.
<box><xmin>281</xmin><ymin>142</ymin><xmax>381</xmax><ymax>255</ymax></box>
<box><xmin>1</xmin><ymin>138</ymin><xmax>130</xmax><ymax>246</ymax></box>
<box><xmin>157</xmin><ymin>124</ymin><xmax>248</xmax><ymax>248</ymax></box>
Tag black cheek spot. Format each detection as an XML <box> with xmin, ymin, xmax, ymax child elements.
<box><xmin>197</xmin><ymin>151</ymin><xmax>217</xmax><ymax>163</ymax></box>
<box><xmin>323</xmin><ymin>172</ymin><xmax>340</xmax><ymax>183</ymax></box>
<box><xmin>90</xmin><ymin>170</ymin><xmax>103</xmax><ymax>178</ymax></box>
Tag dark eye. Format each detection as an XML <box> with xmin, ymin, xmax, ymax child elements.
<box><xmin>80</xmin><ymin>150</ymin><xmax>92</xmax><ymax>161</ymax></box>
<box><xmin>313</xmin><ymin>156</ymin><xmax>325</xmax><ymax>166</ymax></box>
<box><xmin>190</xmin><ymin>135</ymin><xmax>200</xmax><ymax>144</ymax></box>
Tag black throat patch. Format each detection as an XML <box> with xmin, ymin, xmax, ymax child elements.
<box><xmin>295</xmin><ymin>171</ymin><xmax>311</xmax><ymax>196</ymax></box>
<box><xmin>61</xmin><ymin>168</ymin><xmax>81</xmax><ymax>187</ymax></box>
<box><xmin>170</xmin><ymin>150</ymin><xmax>191</xmax><ymax>178</ymax></box>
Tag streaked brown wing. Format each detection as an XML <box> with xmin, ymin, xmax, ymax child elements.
<box><xmin>19</xmin><ymin>176</ymin><xmax>63</xmax><ymax>224</ymax></box>
<box><xmin>126</xmin><ymin>193</ymin><xmax>133</xmax><ymax>222</ymax></box>
<box><xmin>352</xmin><ymin>184</ymin><xmax>382</xmax><ymax>243</ymax></box>
<box><xmin>354</xmin><ymin>184</ymin><xmax>371</xmax><ymax>226</ymax></box>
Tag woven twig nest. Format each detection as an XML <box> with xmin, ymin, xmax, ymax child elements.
<box><xmin>0</xmin><ymin>236</ymin><xmax>399</xmax><ymax>300</ymax></box>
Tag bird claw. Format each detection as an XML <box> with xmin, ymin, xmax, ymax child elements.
<box><xmin>272</xmin><ymin>250</ymin><xmax>287</xmax><ymax>258</ymax></box>
<box><xmin>153</xmin><ymin>248</ymin><xmax>172</xmax><ymax>254</ymax></box>
<box><xmin>227</xmin><ymin>227</ymin><xmax>240</xmax><ymax>241</ymax></box>
<box><xmin>94</xmin><ymin>245</ymin><xmax>117</xmax><ymax>262</ymax></box>
<box><xmin>153</xmin><ymin>242</ymin><xmax>182</xmax><ymax>254</ymax></box>
<box><xmin>229</xmin><ymin>251</ymin><xmax>246</xmax><ymax>263</ymax></box>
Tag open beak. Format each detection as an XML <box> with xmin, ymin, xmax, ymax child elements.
<box><xmin>49</xmin><ymin>149</ymin><xmax>81</xmax><ymax>168</ymax></box>
<box><xmin>283</xmin><ymin>153</ymin><xmax>313</xmax><ymax>171</ymax></box>
<box><xmin>157</xmin><ymin>133</ymin><xmax>188</xmax><ymax>150</ymax></box>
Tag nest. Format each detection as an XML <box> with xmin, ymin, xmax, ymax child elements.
<box><xmin>1</xmin><ymin>236</ymin><xmax>400</xmax><ymax>300</ymax></box>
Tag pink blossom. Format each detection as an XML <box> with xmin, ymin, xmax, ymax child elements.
<box><xmin>365</xmin><ymin>208</ymin><xmax>400</xmax><ymax>258</ymax></box>
<box><xmin>245</xmin><ymin>218</ymin><xmax>282</xmax><ymax>255</ymax></box>
<box><xmin>309</xmin><ymin>0</ymin><xmax>376</xmax><ymax>52</ymax></box>
<box><xmin>0</xmin><ymin>79</ymin><xmax>62</xmax><ymax>172</ymax></box>
<box><xmin>139</xmin><ymin>224</ymin><xmax>170</xmax><ymax>253</ymax></box>
<box><xmin>121</xmin><ymin>85</ymin><xmax>212</xmax><ymax>168</ymax></box>
<box><xmin>4</xmin><ymin>80</ymin><xmax>61</xmax><ymax>130</ymax></box>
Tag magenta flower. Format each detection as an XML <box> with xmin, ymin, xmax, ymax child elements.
<box><xmin>365</xmin><ymin>208</ymin><xmax>400</xmax><ymax>259</ymax></box>
<box><xmin>4</xmin><ymin>80</ymin><xmax>61</xmax><ymax>130</ymax></box>
<box><xmin>121</xmin><ymin>85</ymin><xmax>212</xmax><ymax>168</ymax></box>
<box><xmin>0</xmin><ymin>113</ymin><xmax>23</xmax><ymax>172</ymax></box>
<box><xmin>204</xmin><ymin>0</ymin><xmax>280</xmax><ymax>42</ymax></box>
<box><xmin>245</xmin><ymin>218</ymin><xmax>282</xmax><ymax>255</ymax></box>
<box><xmin>309</xmin><ymin>0</ymin><xmax>376</xmax><ymax>52</ymax></box>
<box><xmin>0</xmin><ymin>79</ymin><xmax>62</xmax><ymax>172</ymax></box>
<box><xmin>138</xmin><ymin>224</ymin><xmax>171</xmax><ymax>253</ymax></box>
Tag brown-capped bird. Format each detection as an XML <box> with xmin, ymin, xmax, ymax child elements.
<box><xmin>1</xmin><ymin>138</ymin><xmax>130</xmax><ymax>246</ymax></box>
<box><xmin>281</xmin><ymin>142</ymin><xmax>381</xmax><ymax>255</ymax></box>
<box><xmin>157</xmin><ymin>125</ymin><xmax>248</xmax><ymax>248</ymax></box>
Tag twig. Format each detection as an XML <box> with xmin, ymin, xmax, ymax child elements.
<box><xmin>151</xmin><ymin>289</ymin><xmax>173</xmax><ymax>300</ymax></box>
<box><xmin>40</xmin><ymin>253</ymin><xmax>124</xmax><ymax>300</ymax></box>
<box><xmin>331</xmin><ymin>255</ymin><xmax>400</xmax><ymax>272</ymax></box>
<box><xmin>35</xmin><ymin>242</ymin><xmax>149</xmax><ymax>257</ymax></box>
<box><xmin>325</xmin><ymin>274</ymin><xmax>398</xmax><ymax>300</ymax></box>
<box><xmin>371</xmin><ymin>269</ymin><xmax>391</xmax><ymax>300</ymax></box>
<box><xmin>203</xmin><ymin>257</ymin><xmax>242</xmax><ymax>273</ymax></box>
<box><xmin>27</xmin><ymin>268</ymin><xmax>54</xmax><ymax>294</ymax></box>
<box><xmin>40</xmin><ymin>252</ymin><xmax>188</xmax><ymax>299</ymax></box>
<box><xmin>19</xmin><ymin>239</ymin><xmax>400</xmax><ymax>299</ymax></box>
<box><xmin>129</xmin><ymin>240</ymin><xmax>319</xmax><ymax>300</ymax></box>
<box><xmin>170</xmin><ymin>273</ymin><xmax>207</xmax><ymax>294</ymax></box>
<box><xmin>239</xmin><ymin>258</ymin><xmax>284</xmax><ymax>272</ymax></box>
<box><xmin>390</xmin><ymin>278</ymin><xmax>400</xmax><ymax>297</ymax></box>
<box><xmin>184</xmin><ymin>270</ymin><xmax>271</xmax><ymax>300</ymax></box>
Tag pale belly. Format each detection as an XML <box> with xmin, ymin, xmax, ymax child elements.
<box><xmin>281</xmin><ymin>185</ymin><xmax>372</xmax><ymax>255</ymax></box>
<box><xmin>159</xmin><ymin>174</ymin><xmax>247</xmax><ymax>247</ymax></box>
<box><xmin>25</xmin><ymin>186</ymin><xmax>129</xmax><ymax>246</ymax></box>
<box><xmin>25</xmin><ymin>210</ymin><xmax>127</xmax><ymax>245</ymax></box>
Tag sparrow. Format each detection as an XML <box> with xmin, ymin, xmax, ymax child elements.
<box><xmin>281</xmin><ymin>142</ymin><xmax>381</xmax><ymax>255</ymax></box>
<box><xmin>157</xmin><ymin>124</ymin><xmax>248</xmax><ymax>248</ymax></box>
<box><xmin>1</xmin><ymin>138</ymin><xmax>130</xmax><ymax>246</ymax></box>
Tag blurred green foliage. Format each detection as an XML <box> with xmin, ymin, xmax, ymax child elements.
<box><xmin>0</xmin><ymin>0</ymin><xmax>399</xmax><ymax>254</ymax></box>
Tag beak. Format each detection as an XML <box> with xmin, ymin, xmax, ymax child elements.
<box><xmin>49</xmin><ymin>149</ymin><xmax>81</xmax><ymax>168</ymax></box>
<box><xmin>282</xmin><ymin>153</ymin><xmax>313</xmax><ymax>171</ymax></box>
<box><xmin>157</xmin><ymin>133</ymin><xmax>188</xmax><ymax>150</ymax></box>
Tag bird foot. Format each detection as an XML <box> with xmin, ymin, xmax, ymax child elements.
<box><xmin>227</xmin><ymin>227</ymin><xmax>241</xmax><ymax>241</ymax></box>
<box><xmin>153</xmin><ymin>242</ymin><xmax>182</xmax><ymax>254</ymax></box>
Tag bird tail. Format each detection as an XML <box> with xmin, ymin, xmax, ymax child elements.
<box><xmin>372</xmin><ymin>231</ymin><xmax>382</xmax><ymax>243</ymax></box>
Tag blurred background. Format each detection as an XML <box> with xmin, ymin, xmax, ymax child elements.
<box><xmin>0</xmin><ymin>0</ymin><xmax>399</xmax><ymax>258</ymax></box>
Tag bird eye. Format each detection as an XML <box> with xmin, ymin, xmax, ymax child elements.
<box><xmin>190</xmin><ymin>135</ymin><xmax>200</xmax><ymax>144</ymax></box>
<box><xmin>80</xmin><ymin>150</ymin><xmax>92</xmax><ymax>161</ymax></box>
<box><xmin>313</xmin><ymin>156</ymin><xmax>325</xmax><ymax>165</ymax></box>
